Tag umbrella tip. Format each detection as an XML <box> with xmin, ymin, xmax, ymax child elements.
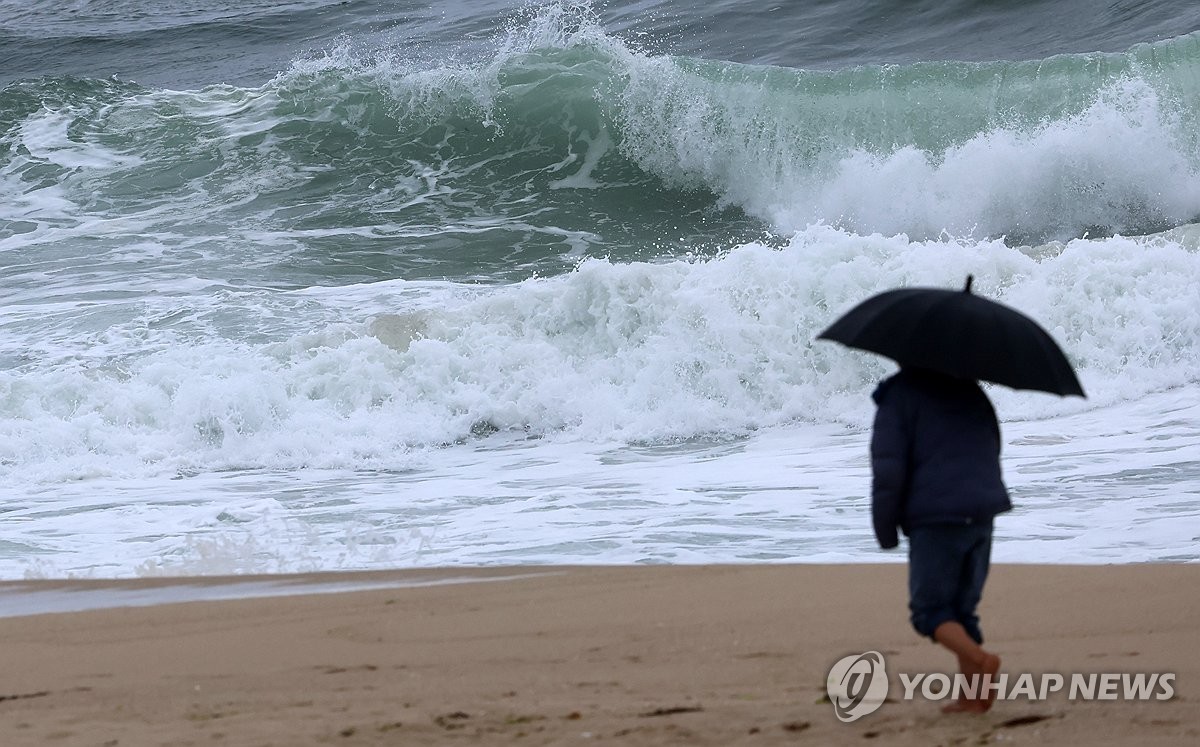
<box><xmin>964</xmin><ymin>275</ymin><xmax>974</xmax><ymax>294</ymax></box>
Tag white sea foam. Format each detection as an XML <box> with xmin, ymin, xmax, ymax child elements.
<box><xmin>5</xmin><ymin>385</ymin><xmax>1198</xmax><ymax>578</ymax></box>
<box><xmin>614</xmin><ymin>63</ymin><xmax>1200</xmax><ymax>242</ymax></box>
<box><xmin>17</xmin><ymin>109</ymin><xmax>145</xmax><ymax>171</ymax></box>
<box><xmin>3</xmin><ymin>225</ymin><xmax>1199</xmax><ymax>488</ymax></box>
<box><xmin>4</xmin><ymin>3</ymin><xmax>1200</xmax><ymax>577</ymax></box>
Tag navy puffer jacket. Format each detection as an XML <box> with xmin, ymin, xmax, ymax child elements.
<box><xmin>870</xmin><ymin>368</ymin><xmax>1012</xmax><ymax>549</ymax></box>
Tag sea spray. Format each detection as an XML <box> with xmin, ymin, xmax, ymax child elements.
<box><xmin>4</xmin><ymin>225</ymin><xmax>1200</xmax><ymax>485</ymax></box>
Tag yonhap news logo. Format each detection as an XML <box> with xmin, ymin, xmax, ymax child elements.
<box><xmin>826</xmin><ymin>651</ymin><xmax>1176</xmax><ymax>721</ymax></box>
<box><xmin>826</xmin><ymin>651</ymin><xmax>889</xmax><ymax>722</ymax></box>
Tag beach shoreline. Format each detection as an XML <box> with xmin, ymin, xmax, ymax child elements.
<box><xmin>0</xmin><ymin>563</ymin><xmax>1196</xmax><ymax>745</ymax></box>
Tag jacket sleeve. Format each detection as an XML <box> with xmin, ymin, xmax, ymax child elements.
<box><xmin>870</xmin><ymin>395</ymin><xmax>909</xmax><ymax>550</ymax></box>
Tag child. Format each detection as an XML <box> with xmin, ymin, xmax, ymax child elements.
<box><xmin>870</xmin><ymin>366</ymin><xmax>1009</xmax><ymax>712</ymax></box>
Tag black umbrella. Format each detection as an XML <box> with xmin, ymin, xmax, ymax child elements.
<box><xmin>817</xmin><ymin>276</ymin><xmax>1085</xmax><ymax>397</ymax></box>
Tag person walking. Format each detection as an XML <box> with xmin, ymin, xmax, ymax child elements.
<box><xmin>871</xmin><ymin>366</ymin><xmax>1008</xmax><ymax>712</ymax></box>
<box><xmin>818</xmin><ymin>276</ymin><xmax>1085</xmax><ymax>713</ymax></box>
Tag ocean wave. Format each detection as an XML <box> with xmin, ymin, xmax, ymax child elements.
<box><xmin>5</xmin><ymin>3</ymin><xmax>1200</xmax><ymax>485</ymax></box>
<box><xmin>3</xmin><ymin>224</ymin><xmax>1199</xmax><ymax>482</ymax></box>
<box><xmin>5</xmin><ymin>6</ymin><xmax>1200</xmax><ymax>262</ymax></box>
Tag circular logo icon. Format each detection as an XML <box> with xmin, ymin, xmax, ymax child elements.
<box><xmin>827</xmin><ymin>651</ymin><xmax>889</xmax><ymax>722</ymax></box>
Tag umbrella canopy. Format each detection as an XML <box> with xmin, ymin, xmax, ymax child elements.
<box><xmin>817</xmin><ymin>276</ymin><xmax>1085</xmax><ymax>397</ymax></box>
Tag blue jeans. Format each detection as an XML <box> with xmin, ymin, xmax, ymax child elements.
<box><xmin>907</xmin><ymin>521</ymin><xmax>993</xmax><ymax>644</ymax></box>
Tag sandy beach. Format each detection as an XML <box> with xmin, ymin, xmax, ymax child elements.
<box><xmin>0</xmin><ymin>564</ymin><xmax>1196</xmax><ymax>746</ymax></box>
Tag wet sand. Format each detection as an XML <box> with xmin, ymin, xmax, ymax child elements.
<box><xmin>0</xmin><ymin>564</ymin><xmax>1196</xmax><ymax>746</ymax></box>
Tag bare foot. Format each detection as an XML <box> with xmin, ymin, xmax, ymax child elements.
<box><xmin>941</xmin><ymin>652</ymin><xmax>1001</xmax><ymax>714</ymax></box>
<box><xmin>976</xmin><ymin>653</ymin><xmax>1002</xmax><ymax>713</ymax></box>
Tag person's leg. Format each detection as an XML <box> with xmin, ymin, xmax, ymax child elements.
<box><xmin>933</xmin><ymin>621</ymin><xmax>1000</xmax><ymax>712</ymax></box>
<box><xmin>941</xmin><ymin>522</ymin><xmax>1000</xmax><ymax>712</ymax></box>
<box><xmin>953</xmin><ymin>521</ymin><xmax>993</xmax><ymax>644</ymax></box>
<box><xmin>908</xmin><ymin>525</ymin><xmax>960</xmax><ymax>643</ymax></box>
